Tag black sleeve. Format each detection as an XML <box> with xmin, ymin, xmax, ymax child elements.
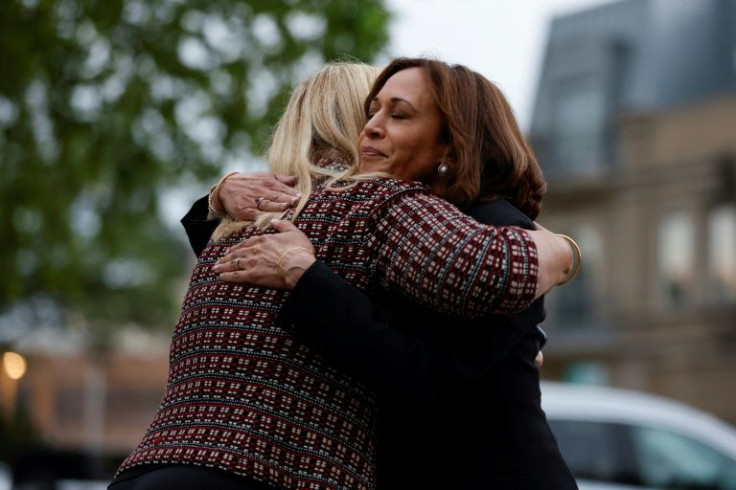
<box><xmin>278</xmin><ymin>260</ymin><xmax>445</xmax><ymax>404</ymax></box>
<box><xmin>181</xmin><ymin>195</ymin><xmax>220</xmax><ymax>257</ymax></box>
<box><xmin>277</xmin><ymin>199</ymin><xmax>540</xmax><ymax>403</ymax></box>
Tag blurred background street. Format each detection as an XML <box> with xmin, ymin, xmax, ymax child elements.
<box><xmin>1</xmin><ymin>0</ymin><xmax>735</xmax><ymax>488</ymax></box>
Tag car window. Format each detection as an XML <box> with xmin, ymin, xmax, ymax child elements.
<box><xmin>631</xmin><ymin>425</ymin><xmax>736</xmax><ymax>490</ymax></box>
<box><xmin>549</xmin><ymin>419</ymin><xmax>641</xmax><ymax>486</ymax></box>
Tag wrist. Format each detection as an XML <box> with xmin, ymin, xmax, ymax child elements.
<box><xmin>282</xmin><ymin>254</ymin><xmax>316</xmax><ymax>289</ymax></box>
<box><xmin>208</xmin><ymin>171</ymin><xmax>239</xmax><ymax>217</ymax></box>
<box><xmin>277</xmin><ymin>247</ymin><xmax>315</xmax><ymax>288</ymax></box>
<box><xmin>556</xmin><ymin>234</ymin><xmax>582</xmax><ymax>285</ymax></box>
<box><xmin>207</xmin><ymin>185</ymin><xmax>224</xmax><ymax>218</ymax></box>
<box><xmin>207</xmin><ymin>185</ymin><xmax>224</xmax><ymax>219</ymax></box>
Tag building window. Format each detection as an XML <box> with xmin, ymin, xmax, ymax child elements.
<box><xmin>56</xmin><ymin>388</ymin><xmax>84</xmax><ymax>425</ymax></box>
<box><xmin>106</xmin><ymin>388</ymin><xmax>163</xmax><ymax>424</ymax></box>
<box><xmin>552</xmin><ymin>79</ymin><xmax>605</xmax><ymax>174</ymax></box>
<box><xmin>707</xmin><ymin>204</ymin><xmax>736</xmax><ymax>303</ymax></box>
<box><xmin>563</xmin><ymin>361</ymin><xmax>609</xmax><ymax>385</ymax></box>
<box><xmin>657</xmin><ymin>212</ymin><xmax>695</xmax><ymax>308</ymax></box>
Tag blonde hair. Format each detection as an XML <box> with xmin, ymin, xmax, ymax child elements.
<box><xmin>213</xmin><ymin>62</ymin><xmax>379</xmax><ymax>239</ymax></box>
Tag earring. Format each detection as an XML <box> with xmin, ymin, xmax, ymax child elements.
<box><xmin>437</xmin><ymin>162</ymin><xmax>450</xmax><ymax>176</ymax></box>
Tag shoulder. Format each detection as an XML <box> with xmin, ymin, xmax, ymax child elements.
<box><xmin>334</xmin><ymin>178</ymin><xmax>468</xmax><ymax>231</ymax></box>
<box><xmin>367</xmin><ymin>179</ymin><xmax>473</xmax><ymax>219</ymax></box>
<box><xmin>365</xmin><ymin>177</ymin><xmax>429</xmax><ymax>196</ymax></box>
<box><xmin>342</xmin><ymin>177</ymin><xmax>431</xmax><ymax>207</ymax></box>
<box><xmin>305</xmin><ymin>178</ymin><xmax>434</xmax><ymax>222</ymax></box>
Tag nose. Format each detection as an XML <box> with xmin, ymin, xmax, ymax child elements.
<box><xmin>362</xmin><ymin>113</ymin><xmax>384</xmax><ymax>139</ymax></box>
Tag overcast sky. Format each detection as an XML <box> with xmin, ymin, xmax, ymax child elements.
<box><xmin>383</xmin><ymin>0</ymin><xmax>616</xmax><ymax>130</ymax></box>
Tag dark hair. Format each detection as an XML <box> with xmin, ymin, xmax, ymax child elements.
<box><xmin>365</xmin><ymin>58</ymin><xmax>546</xmax><ymax>219</ymax></box>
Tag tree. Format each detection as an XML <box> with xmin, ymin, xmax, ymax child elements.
<box><xmin>0</xmin><ymin>0</ymin><xmax>390</xmax><ymax>337</ymax></box>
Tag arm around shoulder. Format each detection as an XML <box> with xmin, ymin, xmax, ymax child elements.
<box><xmin>369</xmin><ymin>190</ymin><xmax>539</xmax><ymax>318</ymax></box>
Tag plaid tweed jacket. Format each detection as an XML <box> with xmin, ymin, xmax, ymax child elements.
<box><xmin>116</xmin><ymin>177</ymin><xmax>538</xmax><ymax>490</ymax></box>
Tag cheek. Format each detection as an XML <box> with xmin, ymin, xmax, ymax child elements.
<box><xmin>399</xmin><ymin>154</ymin><xmax>439</xmax><ymax>182</ymax></box>
<box><xmin>394</xmin><ymin>135</ymin><xmax>439</xmax><ymax>177</ymax></box>
<box><xmin>394</xmin><ymin>130</ymin><xmax>427</xmax><ymax>160</ymax></box>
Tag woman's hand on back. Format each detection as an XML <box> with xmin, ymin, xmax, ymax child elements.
<box><xmin>212</xmin><ymin>172</ymin><xmax>301</xmax><ymax>221</ymax></box>
<box><xmin>213</xmin><ymin>220</ymin><xmax>316</xmax><ymax>289</ymax></box>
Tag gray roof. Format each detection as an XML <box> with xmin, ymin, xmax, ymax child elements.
<box><xmin>530</xmin><ymin>0</ymin><xmax>736</xmax><ymax>175</ymax></box>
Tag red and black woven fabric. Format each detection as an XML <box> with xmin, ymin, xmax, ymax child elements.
<box><xmin>117</xmin><ymin>177</ymin><xmax>538</xmax><ymax>490</ymax></box>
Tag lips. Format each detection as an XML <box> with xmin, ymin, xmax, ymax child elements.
<box><xmin>361</xmin><ymin>146</ymin><xmax>386</xmax><ymax>158</ymax></box>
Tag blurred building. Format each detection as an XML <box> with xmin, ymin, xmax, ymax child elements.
<box><xmin>7</xmin><ymin>329</ymin><xmax>169</xmax><ymax>474</ymax></box>
<box><xmin>531</xmin><ymin>0</ymin><xmax>736</xmax><ymax>423</ymax></box>
<box><xmin>23</xmin><ymin>349</ymin><xmax>168</xmax><ymax>454</ymax></box>
<box><xmin>4</xmin><ymin>0</ymin><xmax>736</xmax><ymax>468</ymax></box>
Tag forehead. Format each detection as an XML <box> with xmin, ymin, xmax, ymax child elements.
<box><xmin>376</xmin><ymin>67</ymin><xmax>432</xmax><ymax>105</ymax></box>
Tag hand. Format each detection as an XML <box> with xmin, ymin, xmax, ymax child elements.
<box><xmin>535</xmin><ymin>351</ymin><xmax>544</xmax><ymax>368</ymax></box>
<box><xmin>213</xmin><ymin>220</ymin><xmax>316</xmax><ymax>289</ymax></box>
<box><xmin>213</xmin><ymin>172</ymin><xmax>300</xmax><ymax>220</ymax></box>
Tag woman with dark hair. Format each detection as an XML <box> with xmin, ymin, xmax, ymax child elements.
<box><xmin>197</xmin><ymin>58</ymin><xmax>580</xmax><ymax>489</ymax></box>
<box><xmin>113</xmin><ymin>61</ymin><xmax>574</xmax><ymax>490</ymax></box>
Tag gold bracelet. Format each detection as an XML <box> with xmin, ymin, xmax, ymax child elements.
<box><xmin>207</xmin><ymin>185</ymin><xmax>220</xmax><ymax>217</ymax></box>
<box><xmin>276</xmin><ymin>247</ymin><xmax>313</xmax><ymax>279</ymax></box>
<box><xmin>208</xmin><ymin>171</ymin><xmax>239</xmax><ymax>217</ymax></box>
<box><xmin>556</xmin><ymin>234</ymin><xmax>582</xmax><ymax>285</ymax></box>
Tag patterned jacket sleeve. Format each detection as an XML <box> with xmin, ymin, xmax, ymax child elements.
<box><xmin>367</xmin><ymin>189</ymin><xmax>538</xmax><ymax>318</ymax></box>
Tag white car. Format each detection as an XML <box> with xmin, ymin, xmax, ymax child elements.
<box><xmin>0</xmin><ymin>463</ymin><xmax>10</xmax><ymax>490</ymax></box>
<box><xmin>541</xmin><ymin>381</ymin><xmax>736</xmax><ymax>490</ymax></box>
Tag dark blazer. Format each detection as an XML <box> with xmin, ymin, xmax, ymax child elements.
<box><xmin>181</xmin><ymin>196</ymin><xmax>578</xmax><ymax>490</ymax></box>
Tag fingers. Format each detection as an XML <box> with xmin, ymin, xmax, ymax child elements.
<box><xmin>223</xmin><ymin>234</ymin><xmax>268</xmax><ymax>255</ymax></box>
<box><xmin>220</xmin><ymin>172</ymin><xmax>301</xmax><ymax>220</ymax></box>
<box><xmin>269</xmin><ymin>219</ymin><xmax>299</xmax><ymax>233</ymax></box>
<box><xmin>273</xmin><ymin>174</ymin><xmax>298</xmax><ymax>186</ymax></box>
<box><xmin>264</xmin><ymin>190</ymin><xmax>301</xmax><ymax>205</ymax></box>
<box><xmin>213</xmin><ymin>250</ymin><xmax>287</xmax><ymax>288</ymax></box>
<box><xmin>212</xmin><ymin>254</ymin><xmax>243</xmax><ymax>272</ymax></box>
<box><xmin>216</xmin><ymin>270</ymin><xmax>253</xmax><ymax>284</ymax></box>
<box><xmin>218</xmin><ymin>221</ymin><xmax>306</xmax><ymax>260</ymax></box>
<box><xmin>216</xmin><ymin>235</ymin><xmax>273</xmax><ymax>268</ymax></box>
<box><xmin>260</xmin><ymin>176</ymin><xmax>300</xmax><ymax>200</ymax></box>
<box><xmin>216</xmin><ymin>239</ymin><xmax>256</xmax><ymax>263</ymax></box>
<box><xmin>213</xmin><ymin>248</ymin><xmax>265</xmax><ymax>275</ymax></box>
<box><xmin>237</xmin><ymin>209</ymin><xmax>261</xmax><ymax>221</ymax></box>
<box><xmin>218</xmin><ymin>268</ymin><xmax>287</xmax><ymax>289</ymax></box>
<box><xmin>254</xmin><ymin>197</ymin><xmax>297</xmax><ymax>212</ymax></box>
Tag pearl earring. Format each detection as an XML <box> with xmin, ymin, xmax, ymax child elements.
<box><xmin>437</xmin><ymin>162</ymin><xmax>450</xmax><ymax>176</ymax></box>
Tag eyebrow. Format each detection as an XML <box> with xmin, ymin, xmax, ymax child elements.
<box><xmin>370</xmin><ymin>96</ymin><xmax>417</xmax><ymax>111</ymax></box>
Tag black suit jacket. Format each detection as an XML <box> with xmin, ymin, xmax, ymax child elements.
<box><xmin>181</xmin><ymin>196</ymin><xmax>578</xmax><ymax>490</ymax></box>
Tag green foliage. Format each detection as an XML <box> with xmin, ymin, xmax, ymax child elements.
<box><xmin>0</xmin><ymin>0</ymin><xmax>390</xmax><ymax>334</ymax></box>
